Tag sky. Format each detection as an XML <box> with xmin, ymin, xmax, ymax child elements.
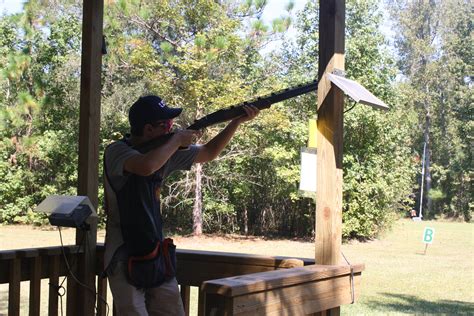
<box><xmin>0</xmin><ymin>0</ymin><xmax>393</xmax><ymax>55</ymax></box>
<box><xmin>261</xmin><ymin>0</ymin><xmax>307</xmax><ymax>52</ymax></box>
<box><xmin>0</xmin><ymin>0</ymin><xmax>22</xmax><ymax>14</ymax></box>
<box><xmin>0</xmin><ymin>0</ymin><xmax>306</xmax><ymax>21</ymax></box>
<box><xmin>261</xmin><ymin>0</ymin><xmax>306</xmax><ymax>36</ymax></box>
<box><xmin>0</xmin><ymin>0</ymin><xmax>306</xmax><ymax>54</ymax></box>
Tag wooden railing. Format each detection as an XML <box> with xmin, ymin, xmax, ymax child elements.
<box><xmin>0</xmin><ymin>244</ymin><xmax>314</xmax><ymax>315</ymax></box>
<box><xmin>202</xmin><ymin>264</ymin><xmax>364</xmax><ymax>315</ymax></box>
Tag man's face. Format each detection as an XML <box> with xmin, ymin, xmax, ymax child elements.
<box><xmin>144</xmin><ymin>119</ymin><xmax>173</xmax><ymax>139</ymax></box>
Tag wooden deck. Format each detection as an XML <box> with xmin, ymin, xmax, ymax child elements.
<box><xmin>0</xmin><ymin>244</ymin><xmax>362</xmax><ymax>315</ymax></box>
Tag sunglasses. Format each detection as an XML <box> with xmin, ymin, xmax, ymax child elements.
<box><xmin>151</xmin><ymin>119</ymin><xmax>173</xmax><ymax>132</ymax></box>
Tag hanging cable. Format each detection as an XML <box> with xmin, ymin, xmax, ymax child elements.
<box><xmin>341</xmin><ymin>251</ymin><xmax>355</xmax><ymax>304</ymax></box>
<box><xmin>58</xmin><ymin>227</ymin><xmax>110</xmax><ymax>316</ymax></box>
<box><xmin>344</xmin><ymin>100</ymin><xmax>358</xmax><ymax>114</ymax></box>
<box><xmin>52</xmin><ymin>227</ymin><xmax>85</xmax><ymax>316</ymax></box>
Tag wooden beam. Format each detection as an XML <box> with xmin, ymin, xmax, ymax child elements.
<box><xmin>8</xmin><ymin>258</ymin><xmax>21</xmax><ymax>316</ymax></box>
<box><xmin>29</xmin><ymin>256</ymin><xmax>41</xmax><ymax>316</ymax></box>
<box><xmin>176</xmin><ymin>250</ymin><xmax>310</xmax><ymax>287</ymax></box>
<box><xmin>48</xmin><ymin>255</ymin><xmax>60</xmax><ymax>316</ymax></box>
<box><xmin>202</xmin><ymin>264</ymin><xmax>364</xmax><ymax>297</ymax></box>
<box><xmin>72</xmin><ymin>0</ymin><xmax>104</xmax><ymax>315</ymax></box>
<box><xmin>77</xmin><ymin>0</ymin><xmax>103</xmax><ymax>206</ymax></box>
<box><xmin>180</xmin><ymin>285</ymin><xmax>191</xmax><ymax>315</ymax></box>
<box><xmin>0</xmin><ymin>246</ymin><xmax>313</xmax><ymax>283</ymax></box>
<box><xmin>201</xmin><ymin>264</ymin><xmax>364</xmax><ymax>315</ymax></box>
<box><xmin>316</xmin><ymin>0</ymin><xmax>345</xmax><ymax>266</ymax></box>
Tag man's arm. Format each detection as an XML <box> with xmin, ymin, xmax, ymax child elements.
<box><xmin>124</xmin><ymin>130</ymin><xmax>199</xmax><ymax>176</ymax></box>
<box><xmin>195</xmin><ymin>105</ymin><xmax>259</xmax><ymax>163</ymax></box>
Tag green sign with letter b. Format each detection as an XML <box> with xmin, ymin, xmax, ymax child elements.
<box><xmin>423</xmin><ymin>227</ymin><xmax>435</xmax><ymax>244</ymax></box>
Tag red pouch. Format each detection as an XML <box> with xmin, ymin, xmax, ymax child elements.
<box><xmin>127</xmin><ymin>238</ymin><xmax>177</xmax><ymax>289</ymax></box>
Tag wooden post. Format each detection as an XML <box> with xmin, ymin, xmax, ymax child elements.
<box><xmin>29</xmin><ymin>256</ymin><xmax>42</xmax><ymax>316</ymax></box>
<box><xmin>316</xmin><ymin>0</ymin><xmax>345</xmax><ymax>267</ymax></box>
<box><xmin>48</xmin><ymin>255</ymin><xmax>60</xmax><ymax>316</ymax></box>
<box><xmin>68</xmin><ymin>0</ymin><xmax>104</xmax><ymax>315</ymax></box>
<box><xmin>316</xmin><ymin>2</ymin><xmax>345</xmax><ymax>314</ymax></box>
<box><xmin>8</xmin><ymin>258</ymin><xmax>21</xmax><ymax>316</ymax></box>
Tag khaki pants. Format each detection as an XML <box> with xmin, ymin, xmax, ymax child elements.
<box><xmin>108</xmin><ymin>261</ymin><xmax>185</xmax><ymax>316</ymax></box>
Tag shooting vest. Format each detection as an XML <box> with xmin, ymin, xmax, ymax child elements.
<box><xmin>104</xmin><ymin>138</ymin><xmax>163</xmax><ymax>257</ymax></box>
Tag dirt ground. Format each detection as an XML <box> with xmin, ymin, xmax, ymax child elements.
<box><xmin>0</xmin><ymin>225</ymin><xmax>315</xmax><ymax>258</ymax></box>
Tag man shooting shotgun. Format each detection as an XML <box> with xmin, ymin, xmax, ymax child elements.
<box><xmin>134</xmin><ymin>79</ymin><xmax>317</xmax><ymax>153</ymax></box>
<box><xmin>103</xmin><ymin>80</ymin><xmax>316</xmax><ymax>314</ymax></box>
<box><xmin>103</xmin><ymin>94</ymin><xmax>259</xmax><ymax>315</ymax></box>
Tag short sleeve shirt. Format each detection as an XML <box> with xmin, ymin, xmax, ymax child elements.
<box><xmin>103</xmin><ymin>139</ymin><xmax>200</xmax><ymax>268</ymax></box>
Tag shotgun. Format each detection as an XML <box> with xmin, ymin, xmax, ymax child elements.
<box><xmin>134</xmin><ymin>80</ymin><xmax>318</xmax><ymax>153</ymax></box>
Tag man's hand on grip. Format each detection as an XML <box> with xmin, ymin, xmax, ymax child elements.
<box><xmin>172</xmin><ymin>130</ymin><xmax>201</xmax><ymax>147</ymax></box>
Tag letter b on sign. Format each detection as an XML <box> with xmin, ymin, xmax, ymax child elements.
<box><xmin>423</xmin><ymin>227</ymin><xmax>435</xmax><ymax>244</ymax></box>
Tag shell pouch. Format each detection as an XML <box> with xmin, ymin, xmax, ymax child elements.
<box><xmin>127</xmin><ymin>238</ymin><xmax>177</xmax><ymax>289</ymax></box>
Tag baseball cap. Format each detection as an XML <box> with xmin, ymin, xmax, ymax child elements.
<box><xmin>129</xmin><ymin>95</ymin><xmax>182</xmax><ymax>130</ymax></box>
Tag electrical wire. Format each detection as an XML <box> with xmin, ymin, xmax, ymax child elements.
<box><xmin>57</xmin><ymin>226</ymin><xmax>110</xmax><ymax>316</ymax></box>
<box><xmin>50</xmin><ymin>228</ymin><xmax>85</xmax><ymax>316</ymax></box>
<box><xmin>341</xmin><ymin>251</ymin><xmax>355</xmax><ymax>304</ymax></box>
<box><xmin>344</xmin><ymin>100</ymin><xmax>358</xmax><ymax>113</ymax></box>
<box><xmin>84</xmin><ymin>232</ymin><xmax>111</xmax><ymax>316</ymax></box>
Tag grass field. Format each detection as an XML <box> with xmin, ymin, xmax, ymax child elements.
<box><xmin>340</xmin><ymin>220</ymin><xmax>474</xmax><ymax>315</ymax></box>
<box><xmin>1</xmin><ymin>219</ymin><xmax>473</xmax><ymax>315</ymax></box>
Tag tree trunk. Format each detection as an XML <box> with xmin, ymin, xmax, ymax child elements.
<box><xmin>243</xmin><ymin>207</ymin><xmax>248</xmax><ymax>235</ymax></box>
<box><xmin>193</xmin><ymin>163</ymin><xmax>203</xmax><ymax>235</ymax></box>
<box><xmin>424</xmin><ymin>108</ymin><xmax>433</xmax><ymax>217</ymax></box>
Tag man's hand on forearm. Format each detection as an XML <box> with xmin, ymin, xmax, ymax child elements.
<box><xmin>194</xmin><ymin>105</ymin><xmax>260</xmax><ymax>163</ymax></box>
<box><xmin>231</xmin><ymin>105</ymin><xmax>260</xmax><ymax>125</ymax></box>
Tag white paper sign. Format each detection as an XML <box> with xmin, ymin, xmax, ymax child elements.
<box><xmin>299</xmin><ymin>147</ymin><xmax>317</xmax><ymax>192</ymax></box>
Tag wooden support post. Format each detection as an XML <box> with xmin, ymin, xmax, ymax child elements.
<box><xmin>198</xmin><ymin>289</ymin><xmax>206</xmax><ymax>316</ymax></box>
<box><xmin>78</xmin><ymin>0</ymin><xmax>104</xmax><ymax>206</ymax></box>
<box><xmin>8</xmin><ymin>258</ymin><xmax>21</xmax><ymax>316</ymax></box>
<box><xmin>97</xmin><ymin>275</ymin><xmax>108</xmax><ymax>316</ymax></box>
<box><xmin>69</xmin><ymin>0</ymin><xmax>104</xmax><ymax>315</ymax></box>
<box><xmin>316</xmin><ymin>0</ymin><xmax>345</xmax><ymax>267</ymax></box>
<box><xmin>48</xmin><ymin>255</ymin><xmax>60</xmax><ymax>316</ymax></box>
<box><xmin>29</xmin><ymin>256</ymin><xmax>42</xmax><ymax>316</ymax></box>
<box><xmin>316</xmin><ymin>1</ymin><xmax>345</xmax><ymax>314</ymax></box>
<box><xmin>180</xmin><ymin>285</ymin><xmax>191</xmax><ymax>315</ymax></box>
<box><xmin>316</xmin><ymin>0</ymin><xmax>345</xmax><ymax>262</ymax></box>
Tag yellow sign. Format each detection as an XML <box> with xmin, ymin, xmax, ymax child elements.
<box><xmin>308</xmin><ymin>119</ymin><xmax>317</xmax><ymax>148</ymax></box>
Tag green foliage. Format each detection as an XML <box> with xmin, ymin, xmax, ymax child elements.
<box><xmin>1</xmin><ymin>0</ymin><xmax>468</xmax><ymax>240</ymax></box>
<box><xmin>337</xmin><ymin>0</ymin><xmax>417</xmax><ymax>238</ymax></box>
<box><xmin>266</xmin><ymin>0</ymin><xmax>417</xmax><ymax>239</ymax></box>
<box><xmin>389</xmin><ymin>0</ymin><xmax>473</xmax><ymax>221</ymax></box>
<box><xmin>0</xmin><ymin>9</ymin><xmax>81</xmax><ymax>225</ymax></box>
